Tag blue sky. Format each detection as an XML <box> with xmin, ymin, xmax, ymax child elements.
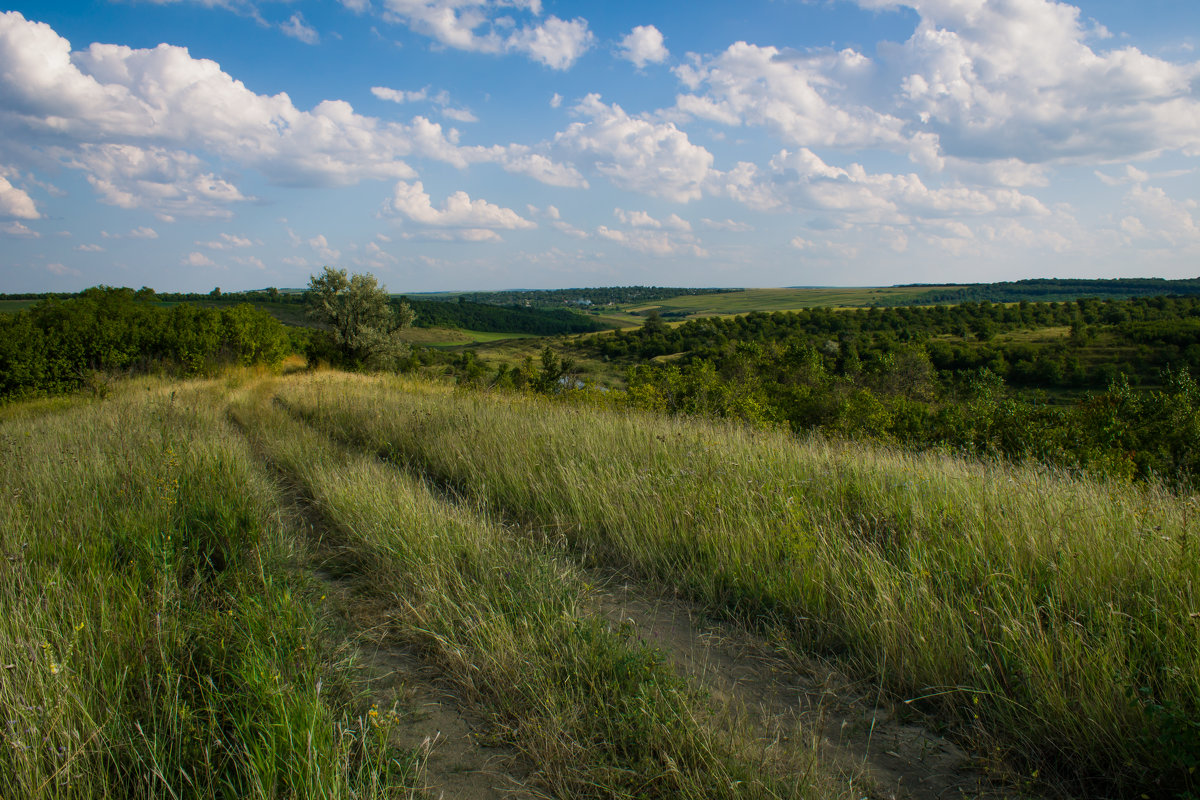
<box><xmin>1</xmin><ymin>0</ymin><xmax>1198</xmax><ymax>293</ymax></box>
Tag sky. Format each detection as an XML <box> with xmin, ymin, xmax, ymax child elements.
<box><xmin>1</xmin><ymin>0</ymin><xmax>1198</xmax><ymax>293</ymax></box>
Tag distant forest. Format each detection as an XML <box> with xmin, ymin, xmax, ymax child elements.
<box><xmin>430</xmin><ymin>286</ymin><xmax>739</xmax><ymax>307</ymax></box>
<box><xmin>0</xmin><ymin>288</ymin><xmax>606</xmax><ymax>337</ymax></box>
<box><xmin>400</xmin><ymin>297</ymin><xmax>604</xmax><ymax>334</ymax></box>
<box><xmin>891</xmin><ymin>277</ymin><xmax>1200</xmax><ymax>305</ymax></box>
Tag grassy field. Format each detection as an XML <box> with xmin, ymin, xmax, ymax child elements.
<box><xmin>1</xmin><ymin>373</ymin><xmax>830</xmax><ymax>799</ymax></box>
<box><xmin>0</xmin><ymin>299</ymin><xmax>37</xmax><ymax>314</ymax></box>
<box><xmin>279</xmin><ymin>373</ymin><xmax>1199</xmax><ymax>798</ymax></box>
<box><xmin>396</xmin><ymin>326</ymin><xmax>539</xmax><ymax>346</ymax></box>
<box><xmin>6</xmin><ymin>368</ymin><xmax>1198</xmax><ymax>799</ymax></box>
<box><xmin>625</xmin><ymin>287</ymin><xmax>963</xmax><ymax>318</ymax></box>
<box><xmin>0</xmin><ymin>376</ymin><xmax>426</xmax><ymax>798</ymax></box>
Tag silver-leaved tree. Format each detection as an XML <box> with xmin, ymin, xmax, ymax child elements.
<box><xmin>305</xmin><ymin>267</ymin><xmax>415</xmax><ymax>369</ymax></box>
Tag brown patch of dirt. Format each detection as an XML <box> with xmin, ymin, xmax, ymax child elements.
<box><xmin>593</xmin><ymin>575</ymin><xmax>1048</xmax><ymax>800</ymax></box>
<box><xmin>353</xmin><ymin>635</ymin><xmax>544</xmax><ymax>800</ymax></box>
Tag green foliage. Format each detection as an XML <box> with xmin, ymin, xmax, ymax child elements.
<box><xmin>0</xmin><ymin>287</ymin><xmax>291</xmax><ymax>401</ymax></box>
<box><xmin>402</xmin><ymin>296</ymin><xmax>605</xmax><ymax>335</ymax></box>
<box><xmin>305</xmin><ymin>268</ymin><xmax>413</xmax><ymax>369</ymax></box>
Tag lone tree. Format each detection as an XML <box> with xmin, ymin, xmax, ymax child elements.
<box><xmin>305</xmin><ymin>267</ymin><xmax>415</xmax><ymax>369</ymax></box>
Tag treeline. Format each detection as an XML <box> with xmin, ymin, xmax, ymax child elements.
<box><xmin>893</xmin><ymin>277</ymin><xmax>1200</xmax><ymax>305</ymax></box>
<box><xmin>0</xmin><ymin>287</ymin><xmax>294</xmax><ymax>400</ymax></box>
<box><xmin>401</xmin><ymin>297</ymin><xmax>605</xmax><ymax>335</ymax></box>
<box><xmin>438</xmin><ymin>286</ymin><xmax>738</xmax><ymax>308</ymax></box>
<box><xmin>594</xmin><ymin>296</ymin><xmax>1200</xmax><ymax>389</ymax></box>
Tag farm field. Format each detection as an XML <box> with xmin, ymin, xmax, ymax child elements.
<box><xmin>624</xmin><ymin>287</ymin><xmax>966</xmax><ymax>318</ymax></box>
<box><xmin>4</xmin><ymin>368</ymin><xmax>1196</xmax><ymax>799</ymax></box>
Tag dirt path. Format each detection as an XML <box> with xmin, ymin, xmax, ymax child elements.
<box><xmin>285</xmin><ymin>494</ymin><xmax>544</xmax><ymax>799</ymax></box>
<box><xmin>337</xmin><ymin>601</ymin><xmax>544</xmax><ymax>800</ymax></box>
<box><xmin>594</xmin><ymin>574</ymin><xmax>1047</xmax><ymax>800</ymax></box>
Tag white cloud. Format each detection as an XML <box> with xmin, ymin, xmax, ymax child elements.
<box><xmin>46</xmin><ymin>262</ymin><xmax>81</xmax><ymax>276</ymax></box>
<box><xmin>673</xmin><ymin>42</ymin><xmax>910</xmax><ymax>152</ymax></box>
<box><xmin>595</xmin><ymin>225</ymin><xmax>707</xmax><ymax>258</ymax></box>
<box><xmin>0</xmin><ymin>13</ymin><xmax>431</xmax><ymax>188</ymax></box>
<box><xmin>618</xmin><ymin>25</ymin><xmax>669</xmax><ymax>69</ymax></box>
<box><xmin>701</xmin><ymin>217</ymin><xmax>753</xmax><ymax>232</ymax></box>
<box><xmin>0</xmin><ymin>173</ymin><xmax>39</xmax><ymax>219</ymax></box>
<box><xmin>1</xmin><ymin>220</ymin><xmax>38</xmax><ymax>237</ymax></box>
<box><xmin>441</xmin><ymin>106</ymin><xmax>478</xmax><ymax>123</ymax></box>
<box><xmin>400</xmin><ymin>228</ymin><xmax>503</xmax><ymax>242</ymax></box>
<box><xmin>198</xmin><ymin>232</ymin><xmax>259</xmax><ymax>249</ymax></box>
<box><xmin>308</xmin><ymin>234</ymin><xmax>341</xmax><ymax>262</ymax></box>
<box><xmin>232</xmin><ymin>254</ymin><xmax>266</xmax><ymax>269</ymax></box>
<box><xmin>1121</xmin><ymin>184</ymin><xmax>1199</xmax><ymax>245</ymax></box>
<box><xmin>385</xmin><ymin>180</ymin><xmax>535</xmax><ymax>230</ymax></box>
<box><xmin>373</xmin><ymin>85</ymin><xmax>478</xmax><ymax>122</ymax></box>
<box><xmin>280</xmin><ymin>12</ymin><xmax>319</xmax><ymax>45</ymax></box>
<box><xmin>372</xmin><ymin>86</ymin><xmax>429</xmax><ymax>104</ymax></box>
<box><xmin>506</xmin><ymin>16</ymin><xmax>593</xmax><ymax>70</ymax></box>
<box><xmin>767</xmin><ymin>147</ymin><xmax>1049</xmax><ymax>224</ymax></box>
<box><xmin>554</xmin><ymin>94</ymin><xmax>715</xmax><ymax>202</ymax></box>
<box><xmin>129</xmin><ymin>226</ymin><xmax>159</xmax><ymax>239</ymax></box>
<box><xmin>378</xmin><ymin>1</ymin><xmax>592</xmax><ymax>69</ymax></box>
<box><xmin>613</xmin><ymin>208</ymin><xmax>692</xmax><ymax>231</ymax></box>
<box><xmin>864</xmin><ymin>0</ymin><xmax>1200</xmax><ymax>163</ymax></box>
<box><xmin>183</xmin><ymin>251</ymin><xmax>216</xmax><ymax>267</ymax></box>
<box><xmin>550</xmin><ymin>92</ymin><xmax>563</xmax><ymax>108</ymax></box>
<box><xmin>75</xmin><ymin>243</ymin><xmax>105</xmax><ymax>252</ymax></box>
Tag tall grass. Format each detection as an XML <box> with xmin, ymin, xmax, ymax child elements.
<box><xmin>0</xmin><ymin>379</ymin><xmax>421</xmax><ymax>798</ymax></box>
<box><xmin>229</xmin><ymin>380</ymin><xmax>823</xmax><ymax>799</ymax></box>
<box><xmin>278</xmin><ymin>371</ymin><xmax>1200</xmax><ymax>797</ymax></box>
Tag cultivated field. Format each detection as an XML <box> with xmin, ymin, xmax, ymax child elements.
<box><xmin>626</xmin><ymin>287</ymin><xmax>964</xmax><ymax>317</ymax></box>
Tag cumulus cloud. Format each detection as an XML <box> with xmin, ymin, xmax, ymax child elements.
<box><xmin>61</xmin><ymin>144</ymin><xmax>251</xmax><ymax>217</ymax></box>
<box><xmin>378</xmin><ymin>0</ymin><xmax>592</xmax><ymax>69</ymax></box>
<box><xmin>183</xmin><ymin>251</ymin><xmax>216</xmax><ymax>267</ymax></box>
<box><xmin>1120</xmin><ymin>184</ymin><xmax>1199</xmax><ymax>245</ymax></box>
<box><xmin>595</xmin><ymin>225</ymin><xmax>707</xmax><ymax>258</ymax></box>
<box><xmin>767</xmin><ymin>147</ymin><xmax>1049</xmax><ymax>224</ymax></box>
<box><xmin>554</xmin><ymin>94</ymin><xmax>715</xmax><ymax>202</ymax></box>
<box><xmin>75</xmin><ymin>243</ymin><xmax>105</xmax><ymax>252</ymax></box>
<box><xmin>129</xmin><ymin>226</ymin><xmax>159</xmax><ymax>239</ymax></box>
<box><xmin>0</xmin><ymin>173</ymin><xmax>39</xmax><ymax>219</ymax></box>
<box><xmin>384</xmin><ymin>180</ymin><xmax>536</xmax><ymax>231</ymax></box>
<box><xmin>618</xmin><ymin>25</ymin><xmax>669</xmax><ymax>68</ymax></box>
<box><xmin>307</xmin><ymin>234</ymin><xmax>341</xmax><ymax>262</ymax></box>
<box><xmin>862</xmin><ymin>0</ymin><xmax>1200</xmax><ymax>163</ymax></box>
<box><xmin>673</xmin><ymin>42</ymin><xmax>910</xmax><ymax>152</ymax></box>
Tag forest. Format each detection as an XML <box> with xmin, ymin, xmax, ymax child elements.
<box><xmin>584</xmin><ymin>297</ymin><xmax>1200</xmax><ymax>486</ymax></box>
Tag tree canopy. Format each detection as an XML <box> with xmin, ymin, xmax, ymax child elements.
<box><xmin>305</xmin><ymin>268</ymin><xmax>414</xmax><ymax>369</ymax></box>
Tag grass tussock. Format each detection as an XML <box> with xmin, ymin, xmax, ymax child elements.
<box><xmin>0</xmin><ymin>380</ymin><xmax>422</xmax><ymax>799</ymax></box>
<box><xmin>229</xmin><ymin>382</ymin><xmax>823</xmax><ymax>799</ymax></box>
<box><xmin>276</xmin><ymin>371</ymin><xmax>1200</xmax><ymax>797</ymax></box>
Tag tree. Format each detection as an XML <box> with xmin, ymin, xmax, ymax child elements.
<box><xmin>305</xmin><ymin>267</ymin><xmax>414</xmax><ymax>369</ymax></box>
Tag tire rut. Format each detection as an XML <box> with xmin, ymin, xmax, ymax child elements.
<box><xmin>593</xmin><ymin>574</ymin><xmax>1052</xmax><ymax>800</ymax></box>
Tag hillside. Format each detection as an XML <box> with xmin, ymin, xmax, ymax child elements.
<box><xmin>3</xmin><ymin>369</ymin><xmax>1196</xmax><ymax>799</ymax></box>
